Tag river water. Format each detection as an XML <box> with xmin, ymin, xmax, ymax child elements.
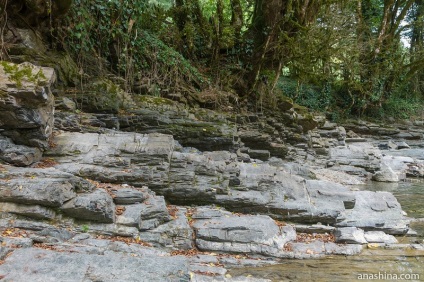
<box><xmin>229</xmin><ymin>181</ymin><xmax>424</xmax><ymax>282</ymax></box>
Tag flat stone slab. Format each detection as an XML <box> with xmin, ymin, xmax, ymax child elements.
<box><xmin>192</xmin><ymin>207</ymin><xmax>296</xmax><ymax>257</ymax></box>
<box><xmin>0</xmin><ymin>248</ymin><xmax>189</xmax><ymax>281</ymax></box>
<box><xmin>61</xmin><ymin>189</ymin><xmax>115</xmax><ymax>223</ymax></box>
<box><xmin>0</xmin><ymin>202</ymin><xmax>55</xmax><ymax>219</ymax></box>
<box><xmin>0</xmin><ymin>168</ymin><xmax>79</xmax><ymax>207</ymax></box>
<box><xmin>337</xmin><ymin>191</ymin><xmax>410</xmax><ymax>235</ymax></box>
<box><xmin>110</xmin><ymin>187</ymin><xmax>148</xmax><ymax>204</ymax></box>
<box><xmin>364</xmin><ymin>231</ymin><xmax>398</xmax><ymax>244</ymax></box>
<box><xmin>334</xmin><ymin>227</ymin><xmax>367</xmax><ymax>244</ymax></box>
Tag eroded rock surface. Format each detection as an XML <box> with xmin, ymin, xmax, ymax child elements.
<box><xmin>0</xmin><ymin>62</ymin><xmax>56</xmax><ymax>165</ymax></box>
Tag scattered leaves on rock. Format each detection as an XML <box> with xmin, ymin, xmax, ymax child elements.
<box><xmin>116</xmin><ymin>206</ymin><xmax>126</xmax><ymax>215</ymax></box>
<box><xmin>0</xmin><ymin>250</ymin><xmax>13</xmax><ymax>266</ymax></box>
<box><xmin>33</xmin><ymin>243</ymin><xmax>60</xmax><ymax>252</ymax></box>
<box><xmin>275</xmin><ymin>220</ymin><xmax>287</xmax><ymax>227</ymax></box>
<box><xmin>295</xmin><ymin>233</ymin><xmax>335</xmax><ymax>243</ymax></box>
<box><xmin>34</xmin><ymin>158</ymin><xmax>58</xmax><ymax>168</ymax></box>
<box><xmin>192</xmin><ymin>270</ymin><xmax>217</xmax><ymax>276</ymax></box>
<box><xmin>171</xmin><ymin>249</ymin><xmax>202</xmax><ymax>256</ymax></box>
<box><xmin>283</xmin><ymin>243</ymin><xmax>293</xmax><ymax>252</ymax></box>
<box><xmin>167</xmin><ymin>205</ymin><xmax>178</xmax><ymax>219</ymax></box>
<box><xmin>95</xmin><ymin>235</ymin><xmax>152</xmax><ymax>247</ymax></box>
<box><xmin>1</xmin><ymin>228</ymin><xmax>28</xmax><ymax>238</ymax></box>
<box><xmin>185</xmin><ymin>208</ymin><xmax>196</xmax><ymax>226</ymax></box>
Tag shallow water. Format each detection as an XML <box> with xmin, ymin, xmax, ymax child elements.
<box><xmin>229</xmin><ymin>180</ymin><xmax>424</xmax><ymax>281</ymax></box>
<box><xmin>229</xmin><ymin>249</ymin><xmax>424</xmax><ymax>282</ymax></box>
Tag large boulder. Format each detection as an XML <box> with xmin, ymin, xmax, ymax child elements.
<box><xmin>116</xmin><ymin>194</ymin><xmax>171</xmax><ymax>231</ymax></box>
<box><xmin>337</xmin><ymin>191</ymin><xmax>410</xmax><ymax>235</ymax></box>
<box><xmin>191</xmin><ymin>207</ymin><xmax>296</xmax><ymax>257</ymax></box>
<box><xmin>372</xmin><ymin>164</ymin><xmax>399</xmax><ymax>182</ymax></box>
<box><xmin>61</xmin><ymin>189</ymin><xmax>115</xmax><ymax>223</ymax></box>
<box><xmin>0</xmin><ymin>166</ymin><xmax>85</xmax><ymax>207</ymax></box>
<box><xmin>138</xmin><ymin>207</ymin><xmax>193</xmax><ymax>249</ymax></box>
<box><xmin>329</xmin><ymin>142</ymin><xmax>382</xmax><ymax>173</ymax></box>
<box><xmin>0</xmin><ymin>136</ymin><xmax>42</xmax><ymax>166</ymax></box>
<box><xmin>0</xmin><ymin>62</ymin><xmax>55</xmax><ymax>151</ymax></box>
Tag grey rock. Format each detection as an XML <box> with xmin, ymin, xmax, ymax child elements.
<box><xmin>321</xmin><ymin>121</ymin><xmax>337</xmax><ymax>130</ymax></box>
<box><xmin>189</xmin><ymin>264</ymin><xmax>227</xmax><ymax>276</ymax></box>
<box><xmin>110</xmin><ymin>187</ymin><xmax>148</xmax><ymax>204</ymax></box>
<box><xmin>192</xmin><ymin>207</ymin><xmax>296</xmax><ymax>257</ymax></box>
<box><xmin>38</xmin><ymin>132</ymin><xmax>409</xmax><ymax>236</ymax></box>
<box><xmin>115</xmin><ymin>204</ymin><xmax>144</xmax><ymax>227</ymax></box>
<box><xmin>334</xmin><ymin>227</ymin><xmax>367</xmax><ymax>244</ymax></box>
<box><xmin>77</xmin><ymin>223</ymin><xmax>139</xmax><ymax>237</ymax></box>
<box><xmin>0</xmin><ymin>169</ymin><xmax>77</xmax><ymax>207</ymax></box>
<box><xmin>294</xmin><ymin>224</ymin><xmax>336</xmax><ymax>234</ymax></box>
<box><xmin>115</xmin><ymin>194</ymin><xmax>170</xmax><ymax>231</ymax></box>
<box><xmin>324</xmin><ymin>242</ymin><xmax>363</xmax><ymax>255</ymax></box>
<box><xmin>0</xmin><ymin>247</ymin><xmax>11</xmax><ymax>260</ymax></box>
<box><xmin>248</xmin><ymin>149</ymin><xmax>270</xmax><ymax>161</ymax></box>
<box><xmin>75</xmin><ymin>78</ymin><xmax>129</xmax><ymax>114</ymax></box>
<box><xmin>0</xmin><ymin>248</ymin><xmax>189</xmax><ymax>282</ymax></box>
<box><xmin>46</xmin><ymin>131</ymin><xmax>174</xmax><ymax>164</ymax></box>
<box><xmin>312</xmin><ymin>168</ymin><xmax>365</xmax><ymax>185</ymax></box>
<box><xmin>337</xmin><ymin>191</ymin><xmax>409</xmax><ymax>235</ymax></box>
<box><xmin>118</xmin><ymin>100</ymin><xmax>235</xmax><ymax>151</ymax></box>
<box><xmin>345</xmin><ymin>137</ymin><xmax>367</xmax><ymax>143</ymax></box>
<box><xmin>55</xmin><ymin>97</ymin><xmax>76</xmax><ymax>111</ymax></box>
<box><xmin>0</xmin><ymin>137</ymin><xmax>42</xmax><ymax>166</ymax></box>
<box><xmin>372</xmin><ymin>165</ymin><xmax>399</xmax><ymax>182</ymax></box>
<box><xmin>377</xmin><ymin>155</ymin><xmax>413</xmax><ymax>181</ymax></box>
<box><xmin>3</xmin><ymin>219</ymin><xmax>52</xmax><ymax>231</ymax></box>
<box><xmin>61</xmin><ymin>189</ymin><xmax>115</xmax><ymax>223</ymax></box>
<box><xmin>54</xmin><ymin>112</ymin><xmax>81</xmax><ymax>132</ymax></box>
<box><xmin>396</xmin><ymin>141</ymin><xmax>410</xmax><ymax>149</ymax></box>
<box><xmin>34</xmin><ymin>227</ymin><xmax>74</xmax><ymax>243</ymax></box>
<box><xmin>388</xmin><ymin>140</ymin><xmax>398</xmax><ymax>149</ymax></box>
<box><xmin>0</xmin><ymin>202</ymin><xmax>56</xmax><ymax>219</ymax></box>
<box><xmin>364</xmin><ymin>231</ymin><xmax>398</xmax><ymax>244</ymax></box>
<box><xmin>393</xmin><ymin>132</ymin><xmax>422</xmax><ymax>140</ymax></box>
<box><xmin>69</xmin><ymin>233</ymin><xmax>92</xmax><ymax>243</ymax></box>
<box><xmin>329</xmin><ymin>142</ymin><xmax>382</xmax><ymax>172</ymax></box>
<box><xmin>138</xmin><ymin>207</ymin><xmax>193</xmax><ymax>249</ymax></box>
<box><xmin>0</xmin><ymin>237</ymin><xmax>33</xmax><ymax>248</ymax></box>
<box><xmin>0</xmin><ymin>62</ymin><xmax>55</xmax><ymax>150</ymax></box>
<box><xmin>290</xmin><ymin>241</ymin><xmax>326</xmax><ymax>258</ymax></box>
<box><xmin>138</xmin><ymin>195</ymin><xmax>171</xmax><ymax>230</ymax></box>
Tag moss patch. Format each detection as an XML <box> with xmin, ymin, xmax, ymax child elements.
<box><xmin>0</xmin><ymin>61</ymin><xmax>47</xmax><ymax>89</ymax></box>
<box><xmin>134</xmin><ymin>95</ymin><xmax>176</xmax><ymax>106</ymax></box>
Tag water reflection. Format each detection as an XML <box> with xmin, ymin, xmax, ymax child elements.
<box><xmin>229</xmin><ymin>249</ymin><xmax>424</xmax><ymax>282</ymax></box>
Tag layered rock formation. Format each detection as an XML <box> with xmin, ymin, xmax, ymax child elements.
<box><xmin>0</xmin><ymin>62</ymin><xmax>55</xmax><ymax>166</ymax></box>
<box><xmin>1</xmin><ymin>60</ymin><xmax>424</xmax><ymax>281</ymax></box>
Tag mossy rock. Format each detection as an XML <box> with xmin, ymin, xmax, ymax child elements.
<box><xmin>293</xmin><ymin>104</ymin><xmax>309</xmax><ymax>115</ymax></box>
<box><xmin>0</xmin><ymin>61</ymin><xmax>50</xmax><ymax>89</ymax></box>
<box><xmin>134</xmin><ymin>95</ymin><xmax>176</xmax><ymax>107</ymax></box>
<box><xmin>76</xmin><ymin>79</ymin><xmax>131</xmax><ymax>114</ymax></box>
<box><xmin>40</xmin><ymin>52</ymin><xmax>79</xmax><ymax>87</ymax></box>
<box><xmin>276</xmin><ymin>95</ymin><xmax>294</xmax><ymax>111</ymax></box>
<box><xmin>296</xmin><ymin>113</ymin><xmax>319</xmax><ymax>132</ymax></box>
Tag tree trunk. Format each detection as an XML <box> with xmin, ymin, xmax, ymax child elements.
<box><xmin>230</xmin><ymin>0</ymin><xmax>243</xmax><ymax>43</ymax></box>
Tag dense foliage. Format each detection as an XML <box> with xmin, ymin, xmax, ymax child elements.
<box><xmin>7</xmin><ymin>0</ymin><xmax>423</xmax><ymax>118</ymax></box>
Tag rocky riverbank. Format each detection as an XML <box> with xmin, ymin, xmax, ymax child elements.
<box><xmin>1</xmin><ymin>61</ymin><xmax>424</xmax><ymax>281</ymax></box>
